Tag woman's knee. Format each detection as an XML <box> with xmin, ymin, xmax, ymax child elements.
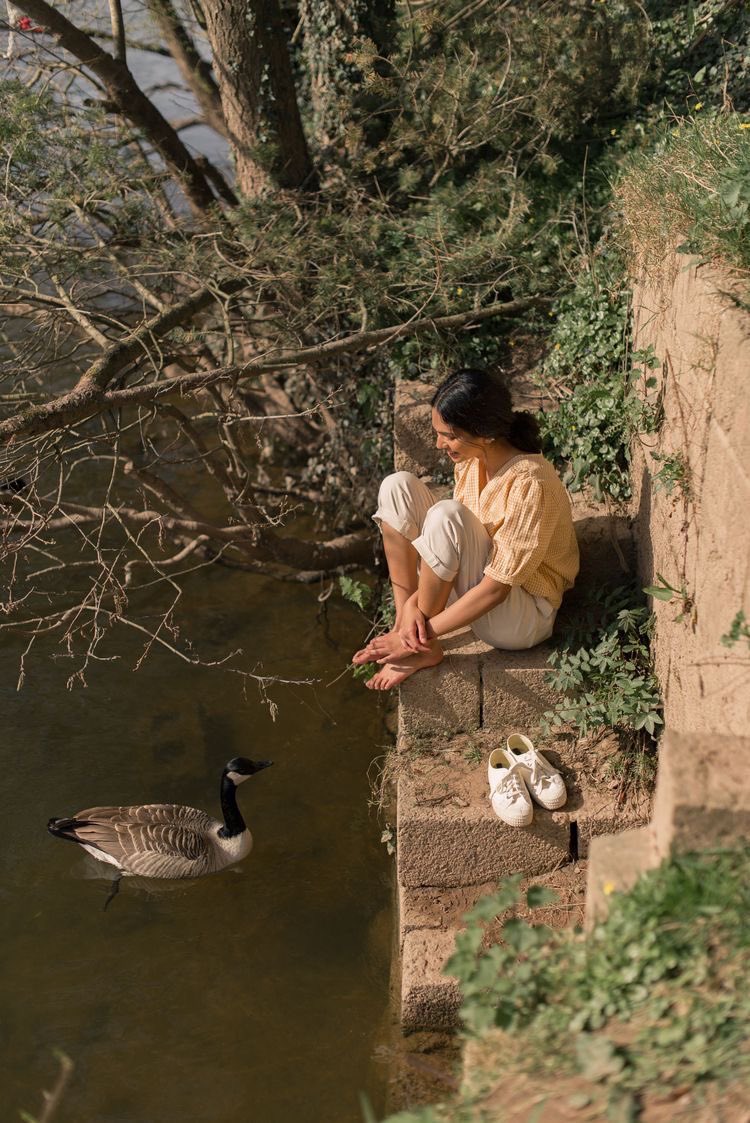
<box><xmin>378</xmin><ymin>471</ymin><xmax>420</xmax><ymax>506</ymax></box>
<box><xmin>422</xmin><ymin>498</ymin><xmax>465</xmax><ymax>533</ymax></box>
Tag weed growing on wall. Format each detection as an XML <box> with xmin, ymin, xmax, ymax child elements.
<box><xmin>650</xmin><ymin>450</ymin><xmax>692</xmax><ymax>499</ymax></box>
<box><xmin>720</xmin><ymin>610</ymin><xmax>750</xmax><ymax>649</ymax></box>
<box><xmin>617</xmin><ymin>113</ymin><xmax>750</xmax><ymax>279</ymax></box>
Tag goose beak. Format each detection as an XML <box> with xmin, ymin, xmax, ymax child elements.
<box><xmin>255</xmin><ymin>760</ymin><xmax>273</xmax><ymax>772</ymax></box>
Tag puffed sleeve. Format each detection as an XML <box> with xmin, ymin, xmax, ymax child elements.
<box><xmin>483</xmin><ymin>477</ymin><xmax>557</xmax><ymax>586</ymax></box>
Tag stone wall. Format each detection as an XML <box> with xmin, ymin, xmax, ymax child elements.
<box><xmin>631</xmin><ymin>253</ymin><xmax>750</xmax><ymax>735</ymax></box>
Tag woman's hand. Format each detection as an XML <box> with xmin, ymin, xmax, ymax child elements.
<box><xmin>397</xmin><ymin>597</ymin><xmax>432</xmax><ymax>653</ymax></box>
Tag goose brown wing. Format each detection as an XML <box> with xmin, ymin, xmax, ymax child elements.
<box><xmin>70</xmin><ymin>804</ymin><xmax>221</xmax><ymax>878</ymax></box>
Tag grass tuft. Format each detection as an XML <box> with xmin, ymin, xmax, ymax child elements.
<box><xmin>617</xmin><ymin>112</ymin><xmax>750</xmax><ymax>279</ymax></box>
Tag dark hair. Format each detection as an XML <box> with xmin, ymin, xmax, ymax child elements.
<box><xmin>431</xmin><ymin>368</ymin><xmax>542</xmax><ymax>454</ymax></box>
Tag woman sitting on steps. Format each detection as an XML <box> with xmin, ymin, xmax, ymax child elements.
<box><xmin>353</xmin><ymin>368</ymin><xmax>580</xmax><ymax>691</ymax></box>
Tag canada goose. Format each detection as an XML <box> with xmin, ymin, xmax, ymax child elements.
<box><xmin>48</xmin><ymin>757</ymin><xmax>273</xmax><ymax>880</ymax></box>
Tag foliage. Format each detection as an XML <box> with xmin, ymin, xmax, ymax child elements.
<box><xmin>536</xmin><ymin>266</ymin><xmax>661</xmax><ymax>501</ymax></box>
<box><xmin>383</xmin><ymin>847</ymin><xmax>750</xmax><ymax>1120</ymax></box>
<box><xmin>543</xmin><ymin>585</ymin><xmax>663</xmax><ymax>739</ymax></box>
<box><xmin>720</xmin><ymin>609</ymin><xmax>750</xmax><ymax>649</ymax></box>
<box><xmin>643</xmin><ymin>572</ymin><xmax>693</xmax><ymax>624</ymax></box>
<box><xmin>650</xmin><ymin>450</ymin><xmax>692</xmax><ymax>499</ymax></box>
<box><xmin>338</xmin><ymin>575</ymin><xmax>373</xmax><ymax>613</ymax></box>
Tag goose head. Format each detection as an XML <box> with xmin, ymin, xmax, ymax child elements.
<box><xmin>223</xmin><ymin>757</ymin><xmax>273</xmax><ymax>786</ymax></box>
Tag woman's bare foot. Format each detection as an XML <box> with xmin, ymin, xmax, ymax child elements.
<box><xmin>364</xmin><ymin>640</ymin><xmax>444</xmax><ymax>691</ymax></box>
<box><xmin>353</xmin><ymin>630</ymin><xmax>408</xmax><ymax>665</ymax></box>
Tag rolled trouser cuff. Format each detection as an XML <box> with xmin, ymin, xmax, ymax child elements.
<box><xmin>412</xmin><ymin>535</ymin><xmax>457</xmax><ymax>583</ymax></box>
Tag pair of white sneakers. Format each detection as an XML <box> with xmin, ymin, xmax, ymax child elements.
<box><xmin>487</xmin><ymin>733</ymin><xmax>567</xmax><ymax>827</ymax></box>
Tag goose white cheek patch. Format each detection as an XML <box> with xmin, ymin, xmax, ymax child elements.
<box><xmin>226</xmin><ymin>770</ymin><xmax>251</xmax><ymax>785</ymax></box>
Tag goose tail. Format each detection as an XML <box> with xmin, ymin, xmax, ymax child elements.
<box><xmin>48</xmin><ymin>816</ymin><xmax>93</xmax><ymax>842</ymax></box>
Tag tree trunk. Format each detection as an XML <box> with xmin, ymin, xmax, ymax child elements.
<box><xmin>203</xmin><ymin>0</ymin><xmax>315</xmax><ymax>195</ymax></box>
<box><xmin>300</xmin><ymin>0</ymin><xmax>395</xmax><ymax>148</ymax></box>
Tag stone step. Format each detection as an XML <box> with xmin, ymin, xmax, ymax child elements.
<box><xmin>396</xmin><ymin>730</ymin><xmax>650</xmax><ymax>889</ymax></box>
<box><xmin>584</xmin><ymin>825</ymin><xmax>658</xmax><ymax>929</ymax></box>
<box><xmin>398</xmin><ymin>630</ymin><xmax>486</xmax><ymax>740</ymax></box>
<box><xmin>399</xmin><ymin>630</ymin><xmax>562</xmax><ymax>741</ymax></box>
<box><xmin>396</xmin><ymin>735</ymin><xmax>571</xmax><ymax>888</ymax></box>
<box><xmin>481</xmin><ymin>644</ymin><xmax>560</xmax><ymax>732</ymax></box>
<box><xmin>400</xmin><ymin>866</ymin><xmax>588</xmax><ymax>1031</ymax></box>
<box><xmin>401</xmin><ymin>927</ymin><xmax>462</xmax><ymax>1033</ymax></box>
<box><xmin>393</xmin><ymin>380</ymin><xmax>445</xmax><ymax>480</ymax></box>
<box><xmin>399</xmin><ymin>883</ymin><xmax>497</xmax><ymax>944</ymax></box>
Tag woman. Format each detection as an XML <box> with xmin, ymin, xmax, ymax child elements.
<box><xmin>353</xmin><ymin>368</ymin><xmax>579</xmax><ymax>690</ymax></box>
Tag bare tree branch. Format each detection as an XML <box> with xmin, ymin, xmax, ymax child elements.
<box><xmin>0</xmin><ymin>295</ymin><xmax>544</xmax><ymax>443</ymax></box>
<box><xmin>13</xmin><ymin>0</ymin><xmax>219</xmax><ymax>213</ymax></box>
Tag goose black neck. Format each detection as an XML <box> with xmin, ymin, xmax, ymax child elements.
<box><xmin>218</xmin><ymin>774</ymin><xmax>247</xmax><ymax>839</ymax></box>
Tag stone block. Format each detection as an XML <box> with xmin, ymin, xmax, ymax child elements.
<box><xmin>398</xmin><ymin>883</ymin><xmax>495</xmax><ymax>946</ymax></box>
<box><xmin>651</xmin><ymin>730</ymin><xmax>750</xmax><ymax>861</ymax></box>
<box><xmin>393</xmin><ymin>379</ymin><xmax>446</xmax><ymax>479</ymax></box>
<box><xmin>480</xmin><ymin>644</ymin><xmax>560</xmax><ymax>734</ymax></box>
<box><xmin>398</xmin><ymin>631</ymin><xmax>485</xmax><ymax>739</ymax></box>
<box><xmin>397</xmin><ymin>742</ymin><xmax>570</xmax><ymax>887</ymax></box>
<box><xmin>585</xmin><ymin>826</ymin><xmax>657</xmax><ymax>929</ymax></box>
<box><xmin>563</xmin><ymin>776</ymin><xmax>651</xmax><ymax>861</ymax></box>
<box><xmin>401</xmin><ymin>927</ymin><xmax>462</xmax><ymax>1032</ymax></box>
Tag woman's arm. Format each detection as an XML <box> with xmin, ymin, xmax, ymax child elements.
<box><xmin>425</xmin><ymin>575</ymin><xmax>510</xmax><ymax>639</ymax></box>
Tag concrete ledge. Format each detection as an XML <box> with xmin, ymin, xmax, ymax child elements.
<box><xmin>481</xmin><ymin>644</ymin><xmax>560</xmax><ymax>732</ymax></box>
<box><xmin>401</xmin><ymin>927</ymin><xmax>462</xmax><ymax>1032</ymax></box>
<box><xmin>397</xmin><ymin>744</ymin><xmax>570</xmax><ymax>887</ymax></box>
<box><xmin>398</xmin><ymin>631</ymin><xmax>487</xmax><ymax>739</ymax></box>
<box><xmin>651</xmin><ymin>730</ymin><xmax>750</xmax><ymax>860</ymax></box>
<box><xmin>585</xmin><ymin>826</ymin><xmax>657</xmax><ymax>929</ymax></box>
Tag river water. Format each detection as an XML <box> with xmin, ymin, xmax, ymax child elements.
<box><xmin>0</xmin><ymin>566</ymin><xmax>393</xmax><ymax>1122</ymax></box>
<box><xmin>2</xmin><ymin>10</ymin><xmax>394</xmax><ymax>1120</ymax></box>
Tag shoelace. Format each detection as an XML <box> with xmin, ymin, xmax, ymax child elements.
<box><xmin>495</xmin><ymin>763</ymin><xmax>530</xmax><ymax>803</ymax></box>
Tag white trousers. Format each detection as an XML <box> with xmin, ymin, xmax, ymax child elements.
<box><xmin>373</xmin><ymin>471</ymin><xmax>556</xmax><ymax>651</ymax></box>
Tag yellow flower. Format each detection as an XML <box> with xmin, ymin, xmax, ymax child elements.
<box><xmin>554</xmin><ymin>342</ymin><xmax>561</xmax><ymax>350</ymax></box>
<box><xmin>456</xmin><ymin>286</ymin><xmax>464</xmax><ymax>295</ymax></box>
<box><xmin>610</xmin><ymin>128</ymin><xmax>617</xmax><ymax>136</ymax></box>
<box><xmin>694</xmin><ymin>102</ymin><xmax>704</xmax><ymax>111</ymax></box>
<box><xmin>603</xmin><ymin>881</ymin><xmax>616</xmax><ymax>896</ymax></box>
<box><xmin>740</xmin><ymin>123</ymin><xmax>750</xmax><ymax>130</ymax></box>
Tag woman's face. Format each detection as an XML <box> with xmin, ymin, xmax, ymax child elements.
<box><xmin>431</xmin><ymin>408</ymin><xmax>482</xmax><ymax>462</ymax></box>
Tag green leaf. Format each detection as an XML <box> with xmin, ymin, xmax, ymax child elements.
<box><xmin>527</xmin><ymin>884</ymin><xmax>558</xmax><ymax>908</ymax></box>
<box><xmin>643</xmin><ymin>585</ymin><xmax>675</xmax><ymax>601</ymax></box>
<box><xmin>575</xmin><ymin>1034</ymin><xmax>626</xmax><ymax>1082</ymax></box>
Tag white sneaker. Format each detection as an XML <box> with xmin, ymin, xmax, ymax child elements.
<box><xmin>487</xmin><ymin>747</ymin><xmax>534</xmax><ymax>827</ymax></box>
<box><xmin>506</xmin><ymin>733</ymin><xmax>567</xmax><ymax>811</ymax></box>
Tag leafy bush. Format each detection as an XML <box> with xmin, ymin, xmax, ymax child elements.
<box><xmin>543</xmin><ymin>585</ymin><xmax>663</xmax><ymax>738</ymax></box>
<box><xmin>383</xmin><ymin>847</ymin><xmax>750</xmax><ymax>1120</ymax></box>
<box><xmin>536</xmin><ymin>266</ymin><xmax>661</xmax><ymax>501</ymax></box>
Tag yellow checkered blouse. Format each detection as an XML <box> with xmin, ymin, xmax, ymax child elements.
<box><xmin>453</xmin><ymin>453</ymin><xmax>579</xmax><ymax>609</ymax></box>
